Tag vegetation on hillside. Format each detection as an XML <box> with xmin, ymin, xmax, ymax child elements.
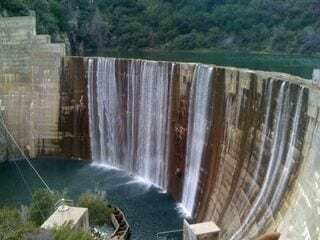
<box><xmin>0</xmin><ymin>0</ymin><xmax>319</xmax><ymax>55</ymax></box>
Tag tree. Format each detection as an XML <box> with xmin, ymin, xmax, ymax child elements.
<box><xmin>0</xmin><ymin>0</ymin><xmax>319</xmax><ymax>54</ymax></box>
<box><xmin>30</xmin><ymin>189</ymin><xmax>61</xmax><ymax>226</ymax></box>
<box><xmin>78</xmin><ymin>192</ymin><xmax>113</xmax><ymax>226</ymax></box>
<box><xmin>86</xmin><ymin>10</ymin><xmax>111</xmax><ymax>53</ymax></box>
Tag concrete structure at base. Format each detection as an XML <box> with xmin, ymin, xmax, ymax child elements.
<box><xmin>41</xmin><ymin>206</ymin><xmax>89</xmax><ymax>231</ymax></box>
<box><xmin>184</xmin><ymin>221</ymin><xmax>221</xmax><ymax>240</ymax></box>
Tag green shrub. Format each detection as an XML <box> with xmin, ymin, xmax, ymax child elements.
<box><xmin>0</xmin><ymin>207</ymin><xmax>36</xmax><ymax>240</ymax></box>
<box><xmin>30</xmin><ymin>189</ymin><xmax>62</xmax><ymax>226</ymax></box>
<box><xmin>78</xmin><ymin>192</ymin><xmax>113</xmax><ymax>226</ymax></box>
<box><xmin>52</xmin><ymin>223</ymin><xmax>92</xmax><ymax>240</ymax></box>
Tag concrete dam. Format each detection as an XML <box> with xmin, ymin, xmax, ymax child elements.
<box><xmin>0</xmin><ymin>16</ymin><xmax>319</xmax><ymax>239</ymax></box>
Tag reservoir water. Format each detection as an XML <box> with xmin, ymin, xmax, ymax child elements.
<box><xmin>90</xmin><ymin>50</ymin><xmax>320</xmax><ymax>79</ymax></box>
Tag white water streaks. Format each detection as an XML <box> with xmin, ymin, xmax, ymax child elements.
<box><xmin>229</xmin><ymin>82</ymin><xmax>307</xmax><ymax>240</ymax></box>
<box><xmin>88</xmin><ymin>58</ymin><xmax>172</xmax><ymax>190</ymax></box>
<box><xmin>181</xmin><ymin>64</ymin><xmax>214</xmax><ymax>216</ymax></box>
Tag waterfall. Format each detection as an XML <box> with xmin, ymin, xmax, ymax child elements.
<box><xmin>88</xmin><ymin>58</ymin><xmax>215</xmax><ymax>213</ymax></box>
<box><xmin>87</xmin><ymin>58</ymin><xmax>126</xmax><ymax>165</ymax></box>
<box><xmin>133</xmin><ymin>60</ymin><xmax>172</xmax><ymax>188</ymax></box>
<box><xmin>229</xmin><ymin>81</ymin><xmax>288</xmax><ymax>240</ymax></box>
<box><xmin>181</xmin><ymin>65</ymin><xmax>214</xmax><ymax>216</ymax></box>
<box><xmin>87</xmin><ymin>58</ymin><xmax>172</xmax><ymax>189</ymax></box>
<box><xmin>269</xmin><ymin>87</ymin><xmax>304</xmax><ymax>209</ymax></box>
<box><xmin>229</xmin><ymin>81</ymin><xmax>306</xmax><ymax>240</ymax></box>
<box><xmin>88</xmin><ymin>58</ymin><xmax>122</xmax><ymax>165</ymax></box>
<box><xmin>267</xmin><ymin>87</ymin><xmax>304</xmax><ymax>213</ymax></box>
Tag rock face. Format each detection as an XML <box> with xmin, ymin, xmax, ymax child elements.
<box><xmin>0</xmin><ymin>16</ymin><xmax>319</xmax><ymax>240</ymax></box>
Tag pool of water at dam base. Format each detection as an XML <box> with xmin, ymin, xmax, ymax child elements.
<box><xmin>0</xmin><ymin>158</ymin><xmax>184</xmax><ymax>240</ymax></box>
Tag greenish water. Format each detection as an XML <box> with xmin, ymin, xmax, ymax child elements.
<box><xmin>0</xmin><ymin>158</ymin><xmax>184</xmax><ymax>240</ymax></box>
<box><xmin>91</xmin><ymin>50</ymin><xmax>320</xmax><ymax>79</ymax></box>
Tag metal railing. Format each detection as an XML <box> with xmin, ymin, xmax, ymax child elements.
<box><xmin>156</xmin><ymin>229</ymin><xmax>183</xmax><ymax>240</ymax></box>
<box><xmin>54</xmin><ymin>198</ymin><xmax>74</xmax><ymax>211</ymax></box>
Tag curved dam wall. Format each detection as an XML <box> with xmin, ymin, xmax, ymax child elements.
<box><xmin>60</xmin><ymin>57</ymin><xmax>319</xmax><ymax>239</ymax></box>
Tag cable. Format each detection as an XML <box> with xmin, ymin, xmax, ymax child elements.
<box><xmin>0</xmin><ymin>111</ymin><xmax>48</xmax><ymax>222</ymax></box>
<box><xmin>0</xmin><ymin>113</ymin><xmax>52</xmax><ymax>193</ymax></box>
<box><xmin>8</xmin><ymin>159</ymin><xmax>46</xmax><ymax>222</ymax></box>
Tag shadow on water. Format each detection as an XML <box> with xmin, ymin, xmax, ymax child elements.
<box><xmin>0</xmin><ymin>157</ymin><xmax>184</xmax><ymax>240</ymax></box>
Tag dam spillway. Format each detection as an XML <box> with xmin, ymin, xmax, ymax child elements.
<box><xmin>79</xmin><ymin>57</ymin><xmax>315</xmax><ymax>239</ymax></box>
<box><xmin>87</xmin><ymin>58</ymin><xmax>173</xmax><ymax>189</ymax></box>
<box><xmin>182</xmin><ymin>64</ymin><xmax>214</xmax><ymax>216</ymax></box>
<box><xmin>0</xmin><ymin>16</ymin><xmax>319</xmax><ymax>240</ymax></box>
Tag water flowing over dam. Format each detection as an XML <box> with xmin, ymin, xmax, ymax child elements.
<box><xmin>82</xmin><ymin>56</ymin><xmax>318</xmax><ymax>239</ymax></box>
<box><xmin>88</xmin><ymin>58</ymin><xmax>173</xmax><ymax>189</ymax></box>
<box><xmin>181</xmin><ymin>65</ymin><xmax>214</xmax><ymax>216</ymax></box>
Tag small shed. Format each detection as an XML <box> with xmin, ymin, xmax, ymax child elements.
<box><xmin>183</xmin><ymin>220</ymin><xmax>221</xmax><ymax>240</ymax></box>
<box><xmin>41</xmin><ymin>205</ymin><xmax>89</xmax><ymax>231</ymax></box>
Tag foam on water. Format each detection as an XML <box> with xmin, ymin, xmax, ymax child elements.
<box><xmin>176</xmin><ymin>203</ymin><xmax>192</xmax><ymax>218</ymax></box>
